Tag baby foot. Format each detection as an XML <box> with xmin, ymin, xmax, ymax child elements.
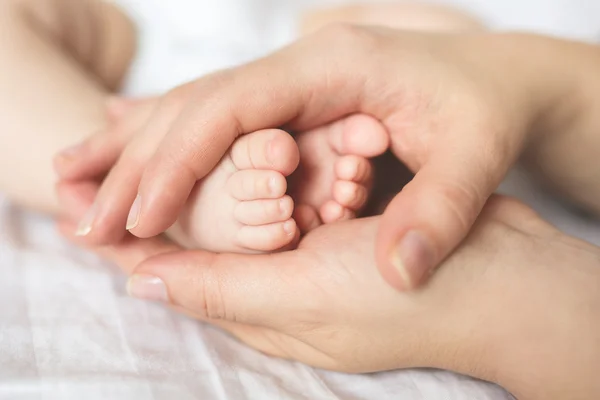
<box><xmin>167</xmin><ymin>129</ymin><xmax>300</xmax><ymax>253</ymax></box>
<box><xmin>290</xmin><ymin>114</ymin><xmax>389</xmax><ymax>233</ymax></box>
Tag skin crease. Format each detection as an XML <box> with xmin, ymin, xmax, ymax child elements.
<box><xmin>57</xmin><ymin>183</ymin><xmax>600</xmax><ymax>400</ymax></box>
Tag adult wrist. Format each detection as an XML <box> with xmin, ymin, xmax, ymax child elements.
<box><xmin>498</xmin><ymin>33</ymin><xmax>600</xmax><ymax>142</ymax></box>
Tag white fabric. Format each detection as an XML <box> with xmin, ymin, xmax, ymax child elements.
<box><xmin>2</xmin><ymin>0</ymin><xmax>600</xmax><ymax>399</ymax></box>
<box><xmin>0</xmin><ymin>197</ymin><xmax>516</xmax><ymax>400</ymax></box>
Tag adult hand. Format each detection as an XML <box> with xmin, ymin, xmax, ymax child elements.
<box><xmin>57</xmin><ymin>185</ymin><xmax>600</xmax><ymax>400</ymax></box>
<box><xmin>56</xmin><ymin>27</ymin><xmax>573</xmax><ymax>290</ymax></box>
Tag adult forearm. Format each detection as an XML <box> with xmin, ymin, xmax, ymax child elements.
<box><xmin>517</xmin><ymin>34</ymin><xmax>600</xmax><ymax>214</ymax></box>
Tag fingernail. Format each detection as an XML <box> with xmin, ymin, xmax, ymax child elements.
<box><xmin>390</xmin><ymin>230</ymin><xmax>435</xmax><ymax>290</ymax></box>
<box><xmin>126</xmin><ymin>195</ymin><xmax>141</xmax><ymax>230</ymax></box>
<box><xmin>75</xmin><ymin>203</ymin><xmax>97</xmax><ymax>236</ymax></box>
<box><xmin>127</xmin><ymin>274</ymin><xmax>169</xmax><ymax>302</ymax></box>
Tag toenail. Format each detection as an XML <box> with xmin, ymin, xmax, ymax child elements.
<box><xmin>267</xmin><ymin>137</ymin><xmax>277</xmax><ymax>166</ymax></box>
<box><xmin>268</xmin><ymin>176</ymin><xmax>279</xmax><ymax>195</ymax></box>
<box><xmin>283</xmin><ymin>220</ymin><xmax>295</xmax><ymax>235</ymax></box>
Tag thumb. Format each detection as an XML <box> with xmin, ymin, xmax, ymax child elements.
<box><xmin>127</xmin><ymin>250</ymin><xmax>307</xmax><ymax>327</ymax></box>
<box><xmin>376</xmin><ymin>148</ymin><xmax>508</xmax><ymax>290</ymax></box>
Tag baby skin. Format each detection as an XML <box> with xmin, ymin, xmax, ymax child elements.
<box><xmin>169</xmin><ymin>122</ymin><xmax>389</xmax><ymax>252</ymax></box>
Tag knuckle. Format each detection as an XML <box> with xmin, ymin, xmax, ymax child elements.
<box><xmin>189</xmin><ymin>259</ymin><xmax>232</xmax><ymax>321</ymax></box>
<box><xmin>434</xmin><ymin>181</ymin><xmax>483</xmax><ymax>233</ymax></box>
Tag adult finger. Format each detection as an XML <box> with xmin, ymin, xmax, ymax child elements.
<box><xmin>57</xmin><ymin>178</ymin><xmax>316</xmax><ymax>359</ymax></box>
<box><xmin>71</xmin><ymin>93</ymin><xmax>184</xmax><ymax>244</ymax></box>
<box><xmin>375</xmin><ymin>143</ymin><xmax>509</xmax><ymax>290</ymax></box>
<box><xmin>126</xmin><ymin>249</ymin><xmax>311</xmax><ymax>328</ymax></box>
<box><xmin>53</xmin><ymin>129</ymin><xmax>126</xmax><ymax>181</ymax></box>
<box><xmin>54</xmin><ymin>99</ymin><xmax>156</xmax><ymax>181</ymax></box>
<box><xmin>56</xmin><ymin>180</ymin><xmax>180</xmax><ymax>274</ymax></box>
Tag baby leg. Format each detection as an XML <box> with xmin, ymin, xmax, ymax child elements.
<box><xmin>0</xmin><ymin>0</ymin><xmax>135</xmax><ymax>213</ymax></box>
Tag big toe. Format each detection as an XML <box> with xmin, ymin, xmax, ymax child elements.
<box><xmin>328</xmin><ymin>114</ymin><xmax>390</xmax><ymax>157</ymax></box>
<box><xmin>231</xmin><ymin>129</ymin><xmax>300</xmax><ymax>176</ymax></box>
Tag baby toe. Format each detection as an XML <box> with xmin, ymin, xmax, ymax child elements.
<box><xmin>319</xmin><ymin>200</ymin><xmax>355</xmax><ymax>224</ymax></box>
<box><xmin>236</xmin><ymin>219</ymin><xmax>297</xmax><ymax>252</ymax></box>
<box><xmin>234</xmin><ymin>196</ymin><xmax>294</xmax><ymax>226</ymax></box>
<box><xmin>230</xmin><ymin>129</ymin><xmax>300</xmax><ymax>176</ymax></box>
<box><xmin>293</xmin><ymin>204</ymin><xmax>322</xmax><ymax>234</ymax></box>
<box><xmin>335</xmin><ymin>155</ymin><xmax>373</xmax><ymax>185</ymax></box>
<box><xmin>328</xmin><ymin>114</ymin><xmax>390</xmax><ymax>157</ymax></box>
<box><xmin>333</xmin><ymin>180</ymin><xmax>369</xmax><ymax>211</ymax></box>
<box><xmin>228</xmin><ymin>170</ymin><xmax>287</xmax><ymax>201</ymax></box>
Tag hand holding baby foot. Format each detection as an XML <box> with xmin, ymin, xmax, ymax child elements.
<box><xmin>58</xmin><ymin>29</ymin><xmax>575</xmax><ymax>290</ymax></box>
<box><xmin>56</xmin><ymin>95</ymin><xmax>387</xmax><ymax>253</ymax></box>
<box><xmin>290</xmin><ymin>114</ymin><xmax>389</xmax><ymax>232</ymax></box>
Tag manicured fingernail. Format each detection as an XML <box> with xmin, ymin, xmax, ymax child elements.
<box><xmin>390</xmin><ymin>230</ymin><xmax>435</xmax><ymax>290</ymax></box>
<box><xmin>126</xmin><ymin>195</ymin><xmax>141</xmax><ymax>230</ymax></box>
<box><xmin>75</xmin><ymin>203</ymin><xmax>97</xmax><ymax>236</ymax></box>
<box><xmin>127</xmin><ymin>274</ymin><xmax>169</xmax><ymax>302</ymax></box>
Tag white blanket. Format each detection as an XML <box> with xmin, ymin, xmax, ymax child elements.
<box><xmin>0</xmin><ymin>197</ymin><xmax>515</xmax><ymax>399</ymax></box>
<box><xmin>2</xmin><ymin>0</ymin><xmax>600</xmax><ymax>398</ymax></box>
